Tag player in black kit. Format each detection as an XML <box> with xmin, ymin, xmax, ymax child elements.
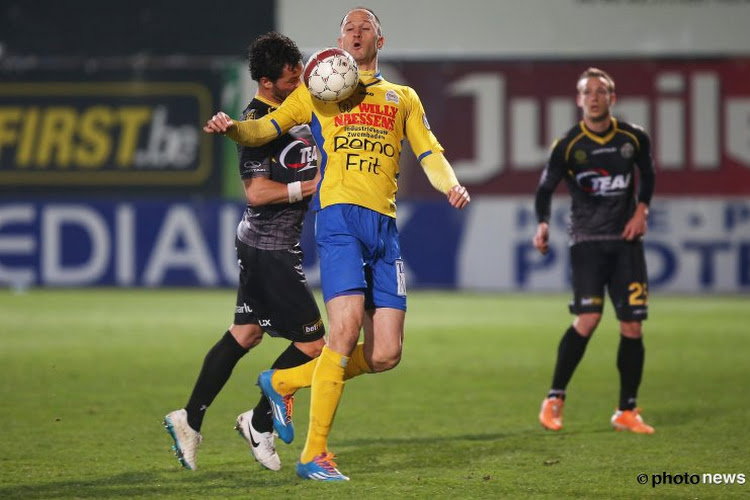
<box><xmin>534</xmin><ymin>67</ymin><xmax>656</xmax><ymax>434</ymax></box>
<box><xmin>164</xmin><ymin>32</ymin><xmax>325</xmax><ymax>471</ymax></box>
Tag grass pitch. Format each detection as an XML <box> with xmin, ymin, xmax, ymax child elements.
<box><xmin>1</xmin><ymin>288</ymin><xmax>748</xmax><ymax>499</ymax></box>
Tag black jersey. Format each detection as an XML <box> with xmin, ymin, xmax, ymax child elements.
<box><xmin>236</xmin><ymin>97</ymin><xmax>318</xmax><ymax>250</ymax></box>
<box><xmin>535</xmin><ymin>118</ymin><xmax>655</xmax><ymax>243</ymax></box>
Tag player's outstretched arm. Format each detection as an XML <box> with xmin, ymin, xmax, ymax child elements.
<box><xmin>203</xmin><ymin>111</ymin><xmax>234</xmax><ymax>134</ymax></box>
<box><xmin>202</xmin><ymin>111</ymin><xmax>281</xmax><ymax>147</ymax></box>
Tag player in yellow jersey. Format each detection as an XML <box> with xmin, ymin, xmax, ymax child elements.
<box><xmin>204</xmin><ymin>7</ymin><xmax>470</xmax><ymax>481</ymax></box>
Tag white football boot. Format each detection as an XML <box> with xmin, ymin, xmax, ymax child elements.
<box><xmin>163</xmin><ymin>409</ymin><xmax>202</xmax><ymax>470</ymax></box>
<box><xmin>235</xmin><ymin>410</ymin><xmax>281</xmax><ymax>471</ymax></box>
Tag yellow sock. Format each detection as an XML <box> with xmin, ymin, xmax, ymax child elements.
<box><xmin>344</xmin><ymin>342</ymin><xmax>372</xmax><ymax>380</ymax></box>
<box><xmin>272</xmin><ymin>358</ymin><xmax>318</xmax><ymax>395</ymax></box>
<box><xmin>271</xmin><ymin>342</ymin><xmax>370</xmax><ymax>395</ymax></box>
<box><xmin>300</xmin><ymin>346</ymin><xmax>348</xmax><ymax>463</ymax></box>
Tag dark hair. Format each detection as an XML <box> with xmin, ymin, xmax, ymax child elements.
<box><xmin>248</xmin><ymin>32</ymin><xmax>302</xmax><ymax>82</ymax></box>
<box><xmin>577</xmin><ymin>67</ymin><xmax>615</xmax><ymax>93</ymax></box>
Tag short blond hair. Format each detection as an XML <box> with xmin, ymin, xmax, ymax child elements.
<box><xmin>340</xmin><ymin>7</ymin><xmax>382</xmax><ymax>36</ymax></box>
<box><xmin>577</xmin><ymin>67</ymin><xmax>615</xmax><ymax>93</ymax></box>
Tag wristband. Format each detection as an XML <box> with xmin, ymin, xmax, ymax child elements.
<box><xmin>287</xmin><ymin>181</ymin><xmax>303</xmax><ymax>203</ymax></box>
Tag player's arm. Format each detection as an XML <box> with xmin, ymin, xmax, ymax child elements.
<box><xmin>533</xmin><ymin>140</ymin><xmax>565</xmax><ymax>254</ymax></box>
<box><xmin>203</xmin><ymin>87</ymin><xmax>311</xmax><ymax>146</ymax></box>
<box><xmin>203</xmin><ymin>111</ymin><xmax>284</xmax><ymax>147</ymax></box>
<box><xmin>404</xmin><ymin>87</ymin><xmax>470</xmax><ymax>209</ymax></box>
<box><xmin>622</xmin><ymin>202</ymin><xmax>649</xmax><ymax>241</ymax></box>
<box><xmin>420</xmin><ymin>152</ymin><xmax>470</xmax><ymax>209</ymax></box>
<box><xmin>622</xmin><ymin>129</ymin><xmax>655</xmax><ymax>240</ymax></box>
<box><xmin>238</xmin><ymin>129</ymin><xmax>320</xmax><ymax>206</ymax></box>
<box><xmin>244</xmin><ymin>173</ymin><xmax>320</xmax><ymax>206</ymax></box>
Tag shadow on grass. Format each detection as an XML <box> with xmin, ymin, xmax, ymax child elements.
<box><xmin>338</xmin><ymin>430</ymin><xmax>518</xmax><ymax>447</ymax></box>
<box><xmin>0</xmin><ymin>431</ymin><xmax>525</xmax><ymax>498</ymax></box>
<box><xmin>0</xmin><ymin>426</ymin><xmax>675</xmax><ymax>498</ymax></box>
<box><xmin>333</xmin><ymin>429</ymin><xmax>554</xmax><ymax>474</ymax></box>
<box><xmin>0</xmin><ymin>467</ymin><xmax>297</xmax><ymax>499</ymax></box>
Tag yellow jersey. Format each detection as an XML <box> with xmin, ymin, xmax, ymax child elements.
<box><xmin>229</xmin><ymin>70</ymin><xmax>444</xmax><ymax>218</ymax></box>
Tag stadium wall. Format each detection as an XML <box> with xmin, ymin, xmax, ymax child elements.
<box><xmin>1</xmin><ymin>197</ymin><xmax>748</xmax><ymax>293</ymax></box>
<box><xmin>1</xmin><ymin>0</ymin><xmax>748</xmax><ymax>293</ymax></box>
<box><xmin>279</xmin><ymin>0</ymin><xmax>750</xmax><ymax>58</ymax></box>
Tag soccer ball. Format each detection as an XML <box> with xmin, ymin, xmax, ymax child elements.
<box><xmin>303</xmin><ymin>48</ymin><xmax>359</xmax><ymax>102</ymax></box>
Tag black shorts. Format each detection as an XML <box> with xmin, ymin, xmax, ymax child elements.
<box><xmin>234</xmin><ymin>237</ymin><xmax>325</xmax><ymax>342</ymax></box>
<box><xmin>569</xmin><ymin>240</ymin><xmax>648</xmax><ymax>321</ymax></box>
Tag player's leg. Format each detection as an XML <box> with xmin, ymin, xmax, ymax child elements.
<box><xmin>363</xmin><ymin>229</ymin><xmax>407</xmax><ymax>373</ymax></box>
<box><xmin>263</xmin><ymin>339</ymin><xmax>371</xmax><ymax>397</ymax></box>
<box><xmin>295</xmin><ymin>205</ymin><xmax>374</xmax><ymax>481</ymax></box>
<box><xmin>257</xmin><ymin>243</ymin><xmax>327</xmax><ymax>397</ymax></box>
<box><xmin>539</xmin><ymin>314</ymin><xmax>600</xmax><ymax>431</ymax></box>
<box><xmin>548</xmin><ymin>313</ymin><xmax>600</xmax><ymax>390</ymax></box>
<box><xmin>267</xmin><ymin>264</ymin><xmax>375</xmax><ymax>399</ymax></box>
<box><xmin>297</xmin><ymin>220</ymin><xmax>403</xmax><ymax>479</ymax></box>
<box><xmin>259</xmin><ymin>262</ymin><xmax>372</xmax><ymax>450</ymax></box>
<box><xmin>610</xmin><ymin>323</ymin><xmax>653</xmax><ymax>433</ymax></box>
<box><xmin>164</xmin><ymin>323</ymin><xmax>262</xmax><ymax>470</ymax></box>
<box><xmin>300</xmin><ymin>295</ymin><xmax>363</xmax><ymax>452</ymax></box>
<box><xmin>540</xmin><ymin>241</ymin><xmax>607</xmax><ymax>431</ymax></box>
<box><xmin>616</xmin><ymin>320</ymin><xmax>644</xmax><ymax>411</ymax></box>
<box><xmin>239</xmin><ymin>340</ymin><xmax>324</xmax><ymax>471</ymax></box>
<box><xmin>163</xmin><ymin>239</ymin><xmax>266</xmax><ymax>469</ymax></box>
<box><xmin>190</xmin><ymin>323</ymin><xmax>264</xmax><ymax>425</ymax></box>
<box><xmin>165</xmin><ymin>237</ymin><xmax>283</xmax><ymax>469</ymax></box>
<box><xmin>609</xmin><ymin>240</ymin><xmax>653</xmax><ymax>433</ymax></box>
<box><xmin>248</xmin><ymin>246</ymin><xmax>325</xmax><ymax>451</ymax></box>
<box><xmin>352</xmin><ymin>306</ymin><xmax>406</xmax><ymax>375</ymax></box>
<box><xmin>252</xmin><ymin>338</ymin><xmax>324</xmax><ymax>446</ymax></box>
<box><xmin>292</xmin><ymin>294</ymin><xmax>362</xmax><ymax>481</ymax></box>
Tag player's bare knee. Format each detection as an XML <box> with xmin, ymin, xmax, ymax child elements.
<box><xmin>229</xmin><ymin>324</ymin><xmax>263</xmax><ymax>349</ymax></box>
<box><xmin>369</xmin><ymin>351</ymin><xmax>401</xmax><ymax>372</ymax></box>
<box><xmin>620</xmin><ymin>321</ymin><xmax>643</xmax><ymax>338</ymax></box>
<box><xmin>295</xmin><ymin>338</ymin><xmax>325</xmax><ymax>358</ymax></box>
<box><xmin>573</xmin><ymin>314</ymin><xmax>601</xmax><ymax>337</ymax></box>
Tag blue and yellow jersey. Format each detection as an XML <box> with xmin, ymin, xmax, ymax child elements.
<box><xmin>229</xmin><ymin>70</ymin><xmax>444</xmax><ymax>218</ymax></box>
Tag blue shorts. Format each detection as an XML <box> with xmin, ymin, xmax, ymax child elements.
<box><xmin>315</xmin><ymin>204</ymin><xmax>406</xmax><ymax>310</ymax></box>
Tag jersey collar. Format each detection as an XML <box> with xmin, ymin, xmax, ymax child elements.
<box><xmin>580</xmin><ymin>117</ymin><xmax>618</xmax><ymax>144</ymax></box>
<box><xmin>360</xmin><ymin>69</ymin><xmax>383</xmax><ymax>87</ymax></box>
<box><xmin>254</xmin><ymin>94</ymin><xmax>280</xmax><ymax>111</ymax></box>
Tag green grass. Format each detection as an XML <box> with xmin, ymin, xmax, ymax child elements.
<box><xmin>1</xmin><ymin>289</ymin><xmax>748</xmax><ymax>499</ymax></box>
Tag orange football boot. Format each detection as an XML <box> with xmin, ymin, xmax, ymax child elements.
<box><xmin>539</xmin><ymin>397</ymin><xmax>564</xmax><ymax>431</ymax></box>
<box><xmin>611</xmin><ymin>408</ymin><xmax>655</xmax><ymax>434</ymax></box>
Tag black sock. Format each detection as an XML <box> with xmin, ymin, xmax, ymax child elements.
<box><xmin>251</xmin><ymin>343</ymin><xmax>314</xmax><ymax>432</ymax></box>
<box><xmin>549</xmin><ymin>325</ymin><xmax>591</xmax><ymax>397</ymax></box>
<box><xmin>185</xmin><ymin>331</ymin><xmax>248</xmax><ymax>432</ymax></box>
<box><xmin>617</xmin><ymin>335</ymin><xmax>645</xmax><ymax>411</ymax></box>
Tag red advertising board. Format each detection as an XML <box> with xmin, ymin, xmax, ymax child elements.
<box><xmin>388</xmin><ymin>58</ymin><xmax>750</xmax><ymax>196</ymax></box>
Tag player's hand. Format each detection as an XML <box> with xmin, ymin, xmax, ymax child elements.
<box><xmin>622</xmin><ymin>203</ymin><xmax>648</xmax><ymax>241</ymax></box>
<box><xmin>301</xmin><ymin>168</ymin><xmax>322</xmax><ymax>198</ymax></box>
<box><xmin>447</xmin><ymin>185</ymin><xmax>471</xmax><ymax>209</ymax></box>
<box><xmin>203</xmin><ymin>111</ymin><xmax>234</xmax><ymax>134</ymax></box>
<box><xmin>533</xmin><ymin>222</ymin><xmax>549</xmax><ymax>255</ymax></box>
<box><xmin>312</xmin><ymin>166</ymin><xmax>322</xmax><ymax>186</ymax></box>
<box><xmin>622</xmin><ymin>216</ymin><xmax>646</xmax><ymax>240</ymax></box>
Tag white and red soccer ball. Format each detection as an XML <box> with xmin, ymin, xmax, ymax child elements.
<box><xmin>303</xmin><ymin>48</ymin><xmax>359</xmax><ymax>102</ymax></box>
